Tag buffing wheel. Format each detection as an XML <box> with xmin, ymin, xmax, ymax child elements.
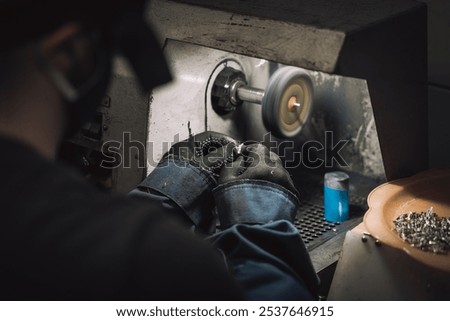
<box><xmin>262</xmin><ymin>67</ymin><xmax>313</xmax><ymax>138</ymax></box>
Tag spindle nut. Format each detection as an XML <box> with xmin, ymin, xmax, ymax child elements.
<box><xmin>211</xmin><ymin>67</ymin><xmax>247</xmax><ymax>114</ymax></box>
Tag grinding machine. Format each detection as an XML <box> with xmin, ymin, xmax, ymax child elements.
<box><xmin>60</xmin><ymin>1</ymin><xmax>448</xmax><ymax>299</ymax></box>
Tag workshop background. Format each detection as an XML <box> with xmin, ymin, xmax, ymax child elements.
<box><xmin>79</xmin><ymin>0</ymin><xmax>450</xmax><ymax>190</ymax></box>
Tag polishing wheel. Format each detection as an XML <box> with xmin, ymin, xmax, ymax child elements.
<box><xmin>262</xmin><ymin>67</ymin><xmax>313</xmax><ymax>138</ymax></box>
<box><xmin>211</xmin><ymin>66</ymin><xmax>314</xmax><ymax>138</ymax></box>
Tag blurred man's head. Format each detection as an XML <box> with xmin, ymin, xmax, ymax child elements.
<box><xmin>0</xmin><ymin>0</ymin><xmax>171</xmax><ymax>140</ymax></box>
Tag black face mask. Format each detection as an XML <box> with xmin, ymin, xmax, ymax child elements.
<box><xmin>34</xmin><ymin>33</ymin><xmax>112</xmax><ymax>137</ymax></box>
<box><xmin>36</xmin><ymin>11</ymin><xmax>172</xmax><ymax>138</ymax></box>
<box><xmin>75</xmin><ymin>13</ymin><xmax>172</xmax><ymax>136</ymax></box>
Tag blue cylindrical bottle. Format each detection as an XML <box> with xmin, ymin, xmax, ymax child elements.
<box><xmin>324</xmin><ymin>172</ymin><xmax>349</xmax><ymax>222</ymax></box>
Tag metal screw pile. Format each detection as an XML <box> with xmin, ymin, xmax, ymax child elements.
<box><xmin>393</xmin><ymin>207</ymin><xmax>450</xmax><ymax>254</ymax></box>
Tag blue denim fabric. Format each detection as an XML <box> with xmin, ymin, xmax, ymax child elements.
<box><xmin>130</xmin><ymin>160</ymin><xmax>319</xmax><ymax>300</ymax></box>
<box><xmin>130</xmin><ymin>157</ymin><xmax>217</xmax><ymax>232</ymax></box>
<box><xmin>210</xmin><ymin>221</ymin><xmax>319</xmax><ymax>300</ymax></box>
<box><xmin>213</xmin><ymin>180</ymin><xmax>300</xmax><ymax>227</ymax></box>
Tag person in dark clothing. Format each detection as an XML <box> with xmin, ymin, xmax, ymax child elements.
<box><xmin>0</xmin><ymin>0</ymin><xmax>319</xmax><ymax>300</ymax></box>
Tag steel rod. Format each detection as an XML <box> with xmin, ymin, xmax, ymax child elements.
<box><xmin>236</xmin><ymin>86</ymin><xmax>265</xmax><ymax>105</ymax></box>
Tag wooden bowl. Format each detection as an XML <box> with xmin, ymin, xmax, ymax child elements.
<box><xmin>364</xmin><ymin>168</ymin><xmax>450</xmax><ymax>272</ymax></box>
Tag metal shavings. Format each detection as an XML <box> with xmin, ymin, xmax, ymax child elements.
<box><xmin>361</xmin><ymin>231</ymin><xmax>381</xmax><ymax>245</ymax></box>
<box><xmin>393</xmin><ymin>207</ymin><xmax>450</xmax><ymax>255</ymax></box>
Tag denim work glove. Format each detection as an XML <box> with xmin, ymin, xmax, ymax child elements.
<box><xmin>219</xmin><ymin>144</ymin><xmax>298</xmax><ymax>195</ymax></box>
<box><xmin>131</xmin><ymin>131</ymin><xmax>238</xmax><ymax>233</ymax></box>
<box><xmin>214</xmin><ymin>144</ymin><xmax>300</xmax><ymax>228</ymax></box>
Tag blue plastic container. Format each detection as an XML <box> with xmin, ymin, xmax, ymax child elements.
<box><xmin>324</xmin><ymin>172</ymin><xmax>349</xmax><ymax>222</ymax></box>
